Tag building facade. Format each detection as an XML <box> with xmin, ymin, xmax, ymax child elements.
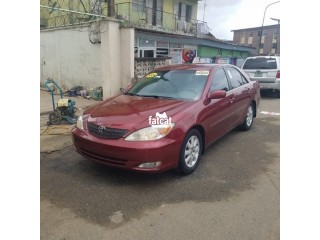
<box><xmin>40</xmin><ymin>0</ymin><xmax>255</xmax><ymax>98</ymax></box>
<box><xmin>232</xmin><ymin>24</ymin><xmax>280</xmax><ymax>56</ymax></box>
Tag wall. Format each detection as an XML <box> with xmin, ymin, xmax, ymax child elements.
<box><xmin>100</xmin><ymin>21</ymin><xmax>133</xmax><ymax>98</ymax></box>
<box><xmin>120</xmin><ymin>28</ymin><xmax>135</xmax><ymax>87</ymax></box>
<box><xmin>198</xmin><ymin>46</ymin><xmax>219</xmax><ymax>58</ymax></box>
<box><xmin>198</xmin><ymin>46</ymin><xmax>249</xmax><ymax>59</ymax></box>
<box><xmin>40</xmin><ymin>26</ymin><xmax>103</xmax><ymax>91</ymax></box>
<box><xmin>233</xmin><ymin>25</ymin><xmax>280</xmax><ymax>55</ymax></box>
<box><xmin>135</xmin><ymin>58</ymin><xmax>170</xmax><ymax>79</ymax></box>
<box><xmin>41</xmin><ymin>21</ymin><xmax>135</xmax><ymax>99</ymax></box>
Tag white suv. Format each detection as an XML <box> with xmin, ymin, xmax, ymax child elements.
<box><xmin>241</xmin><ymin>56</ymin><xmax>280</xmax><ymax>98</ymax></box>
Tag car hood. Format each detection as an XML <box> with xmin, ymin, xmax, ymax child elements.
<box><xmin>86</xmin><ymin>95</ymin><xmax>192</xmax><ymax>130</ymax></box>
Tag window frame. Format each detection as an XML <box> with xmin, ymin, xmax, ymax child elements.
<box><xmin>209</xmin><ymin>68</ymin><xmax>231</xmax><ymax>93</ymax></box>
<box><xmin>224</xmin><ymin>66</ymin><xmax>248</xmax><ymax>90</ymax></box>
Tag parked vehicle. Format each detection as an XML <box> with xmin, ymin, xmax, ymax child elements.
<box><xmin>72</xmin><ymin>64</ymin><xmax>261</xmax><ymax>174</ymax></box>
<box><xmin>241</xmin><ymin>56</ymin><xmax>280</xmax><ymax>98</ymax></box>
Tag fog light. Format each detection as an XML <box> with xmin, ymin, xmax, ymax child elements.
<box><xmin>138</xmin><ymin>161</ymin><xmax>162</xmax><ymax>169</ymax></box>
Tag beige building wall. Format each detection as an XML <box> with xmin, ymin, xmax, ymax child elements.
<box><xmin>100</xmin><ymin>21</ymin><xmax>121</xmax><ymax>98</ymax></box>
<box><xmin>40</xmin><ymin>21</ymin><xmax>135</xmax><ymax>99</ymax></box>
<box><xmin>40</xmin><ymin>26</ymin><xmax>103</xmax><ymax>91</ymax></box>
<box><xmin>120</xmin><ymin>28</ymin><xmax>135</xmax><ymax>88</ymax></box>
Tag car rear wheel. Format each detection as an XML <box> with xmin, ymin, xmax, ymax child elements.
<box><xmin>239</xmin><ymin>104</ymin><xmax>254</xmax><ymax>131</ymax></box>
<box><xmin>178</xmin><ymin>129</ymin><xmax>202</xmax><ymax>175</ymax></box>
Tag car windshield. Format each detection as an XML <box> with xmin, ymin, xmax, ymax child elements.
<box><xmin>243</xmin><ymin>58</ymin><xmax>277</xmax><ymax>70</ymax></box>
<box><xmin>126</xmin><ymin>70</ymin><xmax>209</xmax><ymax>100</ymax></box>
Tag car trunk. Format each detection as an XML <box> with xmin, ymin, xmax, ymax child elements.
<box><xmin>244</xmin><ymin>69</ymin><xmax>278</xmax><ymax>83</ymax></box>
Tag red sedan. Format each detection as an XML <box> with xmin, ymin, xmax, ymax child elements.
<box><xmin>72</xmin><ymin>64</ymin><xmax>260</xmax><ymax>174</ymax></box>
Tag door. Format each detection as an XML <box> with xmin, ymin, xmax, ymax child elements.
<box><xmin>146</xmin><ymin>0</ymin><xmax>162</xmax><ymax>26</ymax></box>
<box><xmin>202</xmin><ymin>68</ymin><xmax>234</xmax><ymax>145</ymax></box>
<box><xmin>224</xmin><ymin>67</ymin><xmax>252</xmax><ymax>126</ymax></box>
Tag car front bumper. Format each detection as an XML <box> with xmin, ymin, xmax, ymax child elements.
<box><xmin>71</xmin><ymin>127</ymin><xmax>182</xmax><ymax>173</ymax></box>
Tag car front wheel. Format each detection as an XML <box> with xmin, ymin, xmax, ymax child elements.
<box><xmin>239</xmin><ymin>104</ymin><xmax>254</xmax><ymax>131</ymax></box>
<box><xmin>178</xmin><ymin>129</ymin><xmax>202</xmax><ymax>175</ymax></box>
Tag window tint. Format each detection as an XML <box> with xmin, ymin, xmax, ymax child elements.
<box><xmin>128</xmin><ymin>70</ymin><xmax>208</xmax><ymax>100</ymax></box>
<box><xmin>243</xmin><ymin>57</ymin><xmax>277</xmax><ymax>69</ymax></box>
<box><xmin>210</xmin><ymin>69</ymin><xmax>229</xmax><ymax>92</ymax></box>
<box><xmin>225</xmin><ymin>68</ymin><xmax>244</xmax><ymax>89</ymax></box>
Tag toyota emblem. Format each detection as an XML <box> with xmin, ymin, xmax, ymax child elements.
<box><xmin>98</xmin><ymin>126</ymin><xmax>105</xmax><ymax>133</ymax></box>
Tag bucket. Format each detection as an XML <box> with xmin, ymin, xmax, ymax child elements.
<box><xmin>91</xmin><ymin>89</ymin><xmax>102</xmax><ymax>100</ymax></box>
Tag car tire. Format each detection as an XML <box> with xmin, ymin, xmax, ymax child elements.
<box><xmin>239</xmin><ymin>104</ymin><xmax>254</xmax><ymax>131</ymax></box>
<box><xmin>276</xmin><ymin>90</ymin><xmax>280</xmax><ymax>98</ymax></box>
<box><xmin>178</xmin><ymin>129</ymin><xmax>202</xmax><ymax>175</ymax></box>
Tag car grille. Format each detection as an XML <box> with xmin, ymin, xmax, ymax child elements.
<box><xmin>88</xmin><ymin>123</ymin><xmax>128</xmax><ymax>139</ymax></box>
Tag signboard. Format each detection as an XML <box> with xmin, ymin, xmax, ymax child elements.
<box><xmin>216</xmin><ymin>58</ymin><xmax>230</xmax><ymax>64</ymax></box>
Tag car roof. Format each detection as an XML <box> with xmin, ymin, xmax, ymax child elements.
<box><xmin>154</xmin><ymin>64</ymin><xmax>235</xmax><ymax>71</ymax></box>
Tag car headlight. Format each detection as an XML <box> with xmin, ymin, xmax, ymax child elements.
<box><xmin>76</xmin><ymin>108</ymin><xmax>84</xmax><ymax>130</ymax></box>
<box><xmin>125</xmin><ymin>123</ymin><xmax>175</xmax><ymax>141</ymax></box>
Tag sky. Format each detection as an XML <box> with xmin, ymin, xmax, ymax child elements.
<box><xmin>197</xmin><ymin>0</ymin><xmax>280</xmax><ymax>40</ymax></box>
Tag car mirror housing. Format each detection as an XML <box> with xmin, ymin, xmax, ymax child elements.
<box><xmin>208</xmin><ymin>90</ymin><xmax>227</xmax><ymax>99</ymax></box>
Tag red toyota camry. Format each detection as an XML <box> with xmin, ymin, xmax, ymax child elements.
<box><xmin>72</xmin><ymin>64</ymin><xmax>260</xmax><ymax>174</ymax></box>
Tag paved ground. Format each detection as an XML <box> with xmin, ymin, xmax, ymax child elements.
<box><xmin>40</xmin><ymin>91</ymin><xmax>280</xmax><ymax>240</ymax></box>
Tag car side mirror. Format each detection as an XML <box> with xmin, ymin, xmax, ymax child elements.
<box><xmin>208</xmin><ymin>90</ymin><xmax>226</xmax><ymax>99</ymax></box>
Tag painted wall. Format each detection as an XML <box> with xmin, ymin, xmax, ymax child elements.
<box><xmin>198</xmin><ymin>46</ymin><xmax>249</xmax><ymax>59</ymax></box>
<box><xmin>40</xmin><ymin>26</ymin><xmax>103</xmax><ymax>90</ymax></box>
<box><xmin>41</xmin><ymin>21</ymin><xmax>135</xmax><ymax>99</ymax></box>
<box><xmin>120</xmin><ymin>28</ymin><xmax>135</xmax><ymax>87</ymax></box>
<box><xmin>100</xmin><ymin>21</ymin><xmax>122</xmax><ymax>98</ymax></box>
<box><xmin>198</xmin><ymin>46</ymin><xmax>219</xmax><ymax>58</ymax></box>
<box><xmin>41</xmin><ymin>0</ymin><xmax>108</xmax><ymax>28</ymax></box>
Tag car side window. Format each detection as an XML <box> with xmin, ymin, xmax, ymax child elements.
<box><xmin>225</xmin><ymin>67</ymin><xmax>244</xmax><ymax>89</ymax></box>
<box><xmin>210</xmin><ymin>69</ymin><xmax>230</xmax><ymax>92</ymax></box>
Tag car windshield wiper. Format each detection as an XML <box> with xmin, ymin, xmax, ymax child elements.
<box><xmin>124</xmin><ymin>92</ymin><xmax>142</xmax><ymax>97</ymax></box>
<box><xmin>141</xmin><ymin>95</ymin><xmax>176</xmax><ymax>99</ymax></box>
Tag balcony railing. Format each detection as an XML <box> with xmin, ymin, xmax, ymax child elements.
<box><xmin>115</xmin><ymin>2</ymin><xmax>210</xmax><ymax>36</ymax></box>
<box><xmin>40</xmin><ymin>1</ymin><xmax>210</xmax><ymax>36</ymax></box>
